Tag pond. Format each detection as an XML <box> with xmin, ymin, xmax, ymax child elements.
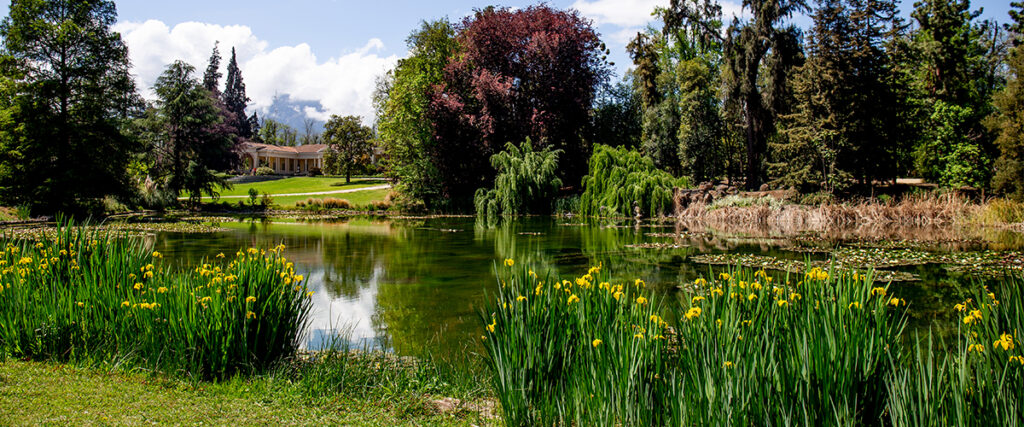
<box><xmin>149</xmin><ymin>216</ymin><xmax>1024</xmax><ymax>363</ymax></box>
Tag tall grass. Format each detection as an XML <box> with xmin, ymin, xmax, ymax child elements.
<box><xmin>0</xmin><ymin>222</ymin><xmax>312</xmax><ymax>378</ymax></box>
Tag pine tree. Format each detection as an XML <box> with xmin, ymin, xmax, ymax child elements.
<box><xmin>202</xmin><ymin>42</ymin><xmax>222</xmax><ymax>94</ymax></box>
<box><xmin>222</xmin><ymin>47</ymin><xmax>252</xmax><ymax>138</ymax></box>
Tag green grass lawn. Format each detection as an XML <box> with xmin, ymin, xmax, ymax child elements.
<box><xmin>271</xmin><ymin>188</ymin><xmax>391</xmax><ymax>209</ymax></box>
<box><xmin>208</xmin><ymin>177</ymin><xmax>384</xmax><ymax>198</ymax></box>
<box><xmin>0</xmin><ymin>360</ymin><xmax>491</xmax><ymax>426</ymax></box>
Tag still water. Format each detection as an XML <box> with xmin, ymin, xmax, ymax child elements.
<box><xmin>150</xmin><ymin>216</ymin><xmax>1020</xmax><ymax>360</ymax></box>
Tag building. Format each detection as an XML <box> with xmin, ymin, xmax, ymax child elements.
<box><xmin>240</xmin><ymin>142</ymin><xmax>329</xmax><ymax>175</ymax></box>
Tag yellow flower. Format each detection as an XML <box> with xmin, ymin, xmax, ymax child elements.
<box><xmin>889</xmin><ymin>298</ymin><xmax>905</xmax><ymax>307</ymax></box>
<box><xmin>567</xmin><ymin>294</ymin><xmax>580</xmax><ymax>305</ymax></box>
<box><xmin>247</xmin><ymin>248</ymin><xmax>259</xmax><ymax>255</ymax></box>
<box><xmin>967</xmin><ymin>343</ymin><xmax>985</xmax><ymax>353</ymax></box>
<box><xmin>711</xmin><ymin>287</ymin><xmax>724</xmax><ymax>297</ymax></box>
<box><xmin>200</xmin><ymin>296</ymin><xmax>212</xmax><ymax>304</ymax></box>
<box><xmin>635</xmin><ymin>279</ymin><xmax>645</xmax><ymax>288</ymax></box>
<box><xmin>152</xmin><ymin>251</ymin><xmax>162</xmax><ymax>258</ymax></box>
<box><xmin>535</xmin><ymin>284</ymin><xmax>544</xmax><ymax>295</ymax></box>
<box><xmin>133</xmin><ymin>282</ymin><xmax>144</xmax><ymax>290</ymax></box>
<box><xmin>306</xmin><ymin>291</ymin><xmax>314</xmax><ymax>298</ymax></box>
<box><xmin>216</xmin><ymin>252</ymin><xmax>225</xmax><ymax>258</ymax></box>
<box><xmin>777</xmin><ymin>300</ymin><xmax>788</xmax><ymax>307</ymax></box>
<box><xmin>503</xmin><ymin>258</ymin><xmax>514</xmax><ymax>267</ymax></box>
<box><xmin>719</xmin><ymin>272</ymin><xmax>731</xmax><ymax>281</ymax></box>
<box><xmin>246</xmin><ymin>311</ymin><xmax>256</xmax><ymax>320</ymax></box>
<box><xmin>121</xmin><ymin>300</ymin><xmax>130</xmax><ymax>307</ymax></box>
<box><xmin>684</xmin><ymin>307</ymin><xmax>702</xmax><ymax>320</ymax></box>
<box><xmin>650</xmin><ymin>314</ymin><xmax>662</xmax><ymax>323</ymax></box>
<box><xmin>486</xmin><ymin>319</ymin><xmax>496</xmax><ymax>333</ymax></box>
<box><xmin>954</xmin><ymin>303</ymin><xmax>966</xmax><ymax>312</ymax></box>
<box><xmin>1009</xmin><ymin>355</ymin><xmax>1024</xmax><ymax>365</ymax></box>
<box><xmin>76</xmin><ymin>301</ymin><xmax>84</xmax><ymax>308</ymax></box>
<box><xmin>635</xmin><ymin>296</ymin><xmax>648</xmax><ymax>305</ymax></box>
<box><xmin>870</xmin><ymin>287</ymin><xmax>886</xmax><ymax>297</ymax></box>
<box><xmin>143</xmin><ymin>271</ymin><xmax>154</xmax><ymax>279</ymax></box>
<box><xmin>294</xmin><ymin>275</ymin><xmax>304</xmax><ymax>283</ymax></box>
<box><xmin>747</xmin><ymin>293</ymin><xmax>757</xmax><ymax>302</ymax></box>
<box><xmin>994</xmin><ymin>333</ymin><xmax>1015</xmax><ymax>351</ymax></box>
<box><xmin>246</xmin><ymin>296</ymin><xmax>257</xmax><ymax>303</ymax></box>
<box><xmin>790</xmin><ymin>292</ymin><xmax>802</xmax><ymax>301</ymax></box>
<box><xmin>157</xmin><ymin>287</ymin><xmax>168</xmax><ymax>294</ymax></box>
<box><xmin>516</xmin><ymin>295</ymin><xmax>528</xmax><ymax>302</ymax></box>
<box><xmin>633</xmin><ymin>333</ymin><xmax>645</xmax><ymax>339</ymax></box>
<box><xmin>716</xmin><ymin>319</ymin><xmax>722</xmax><ymax>327</ymax></box>
<box><xmin>848</xmin><ymin>302</ymin><xmax>861</xmax><ymax>310</ymax></box>
<box><xmin>592</xmin><ymin>339</ymin><xmax>602</xmax><ymax>348</ymax></box>
<box><xmin>694</xmin><ymin>278</ymin><xmax>707</xmax><ymax>286</ymax></box>
<box><xmin>723</xmin><ymin>361</ymin><xmax>733</xmax><ymax>368</ymax></box>
<box><xmin>599</xmin><ymin>282</ymin><xmax>610</xmax><ymax>290</ymax></box>
<box><xmin>613</xmin><ymin>291</ymin><xmax>623</xmax><ymax>300</ymax></box>
<box><xmin>692</xmin><ymin>296</ymin><xmax>705</xmax><ymax>305</ymax></box>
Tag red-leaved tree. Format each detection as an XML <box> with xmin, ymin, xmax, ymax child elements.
<box><xmin>428</xmin><ymin>5</ymin><xmax>609</xmax><ymax>207</ymax></box>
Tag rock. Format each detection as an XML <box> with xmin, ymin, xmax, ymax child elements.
<box><xmin>759</xmin><ymin>183</ymin><xmax>770</xmax><ymax>192</ymax></box>
<box><xmin>727</xmin><ymin>186</ymin><xmax>738</xmax><ymax>195</ymax></box>
<box><xmin>699</xmin><ymin>182</ymin><xmax>714</xmax><ymax>192</ymax></box>
<box><xmin>715</xmin><ymin>184</ymin><xmax>729</xmax><ymax>193</ymax></box>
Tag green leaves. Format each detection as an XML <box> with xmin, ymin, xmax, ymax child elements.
<box><xmin>474</xmin><ymin>139</ymin><xmax>562</xmax><ymax>217</ymax></box>
<box><xmin>580</xmin><ymin>144</ymin><xmax>686</xmax><ymax>218</ymax></box>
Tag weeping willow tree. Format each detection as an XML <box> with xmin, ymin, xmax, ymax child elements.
<box><xmin>580</xmin><ymin>144</ymin><xmax>688</xmax><ymax>217</ymax></box>
<box><xmin>474</xmin><ymin>139</ymin><xmax>563</xmax><ymax>217</ymax></box>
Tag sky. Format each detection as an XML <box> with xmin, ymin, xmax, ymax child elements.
<box><xmin>1</xmin><ymin>0</ymin><xmax>1015</xmax><ymax>125</ymax></box>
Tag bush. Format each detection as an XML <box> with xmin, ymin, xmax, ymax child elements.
<box><xmin>0</xmin><ymin>223</ymin><xmax>313</xmax><ymax>378</ymax></box>
<box><xmin>474</xmin><ymin>140</ymin><xmax>562</xmax><ymax>217</ymax></box>
<box><xmin>798</xmin><ymin>191</ymin><xmax>837</xmax><ymax>205</ymax></box>
<box><xmin>255</xmin><ymin>166</ymin><xmax>275</xmax><ymax>176</ymax></box>
<box><xmin>579</xmin><ymin>144</ymin><xmax>688</xmax><ymax>218</ymax></box>
<box><xmin>308</xmin><ymin>166</ymin><xmax>322</xmax><ymax>177</ymax></box>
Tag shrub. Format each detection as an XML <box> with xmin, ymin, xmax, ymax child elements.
<box><xmin>321</xmin><ymin>198</ymin><xmax>351</xmax><ymax>210</ymax></box>
<box><xmin>0</xmin><ymin>223</ymin><xmax>313</xmax><ymax>378</ymax></box>
<box><xmin>308</xmin><ymin>166</ymin><xmax>322</xmax><ymax>176</ymax></box>
<box><xmin>255</xmin><ymin>166</ymin><xmax>275</xmax><ymax>176</ymax></box>
<box><xmin>579</xmin><ymin>144</ymin><xmax>688</xmax><ymax>218</ymax></box>
<box><xmin>369</xmin><ymin>200</ymin><xmax>391</xmax><ymax>211</ymax></box>
<box><xmin>474</xmin><ymin>140</ymin><xmax>562</xmax><ymax>217</ymax></box>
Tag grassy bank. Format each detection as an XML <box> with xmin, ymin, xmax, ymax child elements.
<box><xmin>0</xmin><ymin>223</ymin><xmax>311</xmax><ymax>378</ymax></box>
<box><xmin>207</xmin><ymin>177</ymin><xmax>383</xmax><ymax>198</ymax></box>
<box><xmin>483</xmin><ymin>262</ymin><xmax>1023</xmax><ymax>425</ymax></box>
<box><xmin>0</xmin><ymin>354</ymin><xmax>494</xmax><ymax>426</ymax></box>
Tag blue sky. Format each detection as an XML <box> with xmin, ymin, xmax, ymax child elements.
<box><xmin>2</xmin><ymin>0</ymin><xmax>1015</xmax><ymax>123</ymax></box>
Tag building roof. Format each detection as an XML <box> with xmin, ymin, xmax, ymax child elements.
<box><xmin>243</xmin><ymin>142</ymin><xmax>329</xmax><ymax>154</ymax></box>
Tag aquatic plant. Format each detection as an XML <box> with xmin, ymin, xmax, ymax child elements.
<box><xmin>0</xmin><ymin>223</ymin><xmax>312</xmax><ymax>378</ymax></box>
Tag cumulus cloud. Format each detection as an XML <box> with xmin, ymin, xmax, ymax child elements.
<box><xmin>115</xmin><ymin>20</ymin><xmax>397</xmax><ymax>123</ymax></box>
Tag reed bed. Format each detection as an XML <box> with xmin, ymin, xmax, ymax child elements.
<box><xmin>0</xmin><ymin>223</ymin><xmax>312</xmax><ymax>378</ymax></box>
<box><xmin>482</xmin><ymin>262</ymin><xmax>1024</xmax><ymax>426</ymax></box>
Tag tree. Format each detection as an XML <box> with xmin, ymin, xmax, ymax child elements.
<box><xmin>301</xmin><ymin>118</ymin><xmax>322</xmax><ymax>145</ymax></box>
<box><xmin>145</xmin><ymin>61</ymin><xmax>236</xmax><ymax>207</ymax></box>
<box><xmin>223</xmin><ymin>47</ymin><xmax>252</xmax><ymax>139</ymax></box>
<box><xmin>909</xmin><ymin>0</ymin><xmax>1003</xmax><ymax>188</ymax></box>
<box><xmin>323</xmin><ymin>115</ymin><xmax>373</xmax><ymax>183</ymax></box>
<box><xmin>773</xmin><ymin>0</ymin><xmax>909</xmax><ymax>191</ymax></box>
<box><xmin>723</xmin><ymin>0</ymin><xmax>808</xmax><ymax>189</ymax></box>
<box><xmin>0</xmin><ymin>0</ymin><xmax>142</xmax><ymax>214</ymax></box>
<box><xmin>589</xmin><ymin>76</ymin><xmax>642</xmax><ymax>150</ymax></box>
<box><xmin>375</xmin><ymin>19</ymin><xmax>456</xmax><ymax>209</ymax></box>
<box><xmin>474</xmin><ymin>139</ymin><xmax>563</xmax><ymax>217</ymax></box>
<box><xmin>257</xmin><ymin>118</ymin><xmax>297</xmax><ymax>146</ymax></box>
<box><xmin>987</xmin><ymin>3</ymin><xmax>1024</xmax><ymax>199</ymax></box>
<box><xmin>202</xmin><ymin>42</ymin><xmax>222</xmax><ymax>94</ymax></box>
<box><xmin>429</xmin><ymin>5</ymin><xmax>610</xmax><ymax>207</ymax></box>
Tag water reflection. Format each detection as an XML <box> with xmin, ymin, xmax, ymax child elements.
<box><xmin>151</xmin><ymin>216</ymin><xmax>1024</xmax><ymax>361</ymax></box>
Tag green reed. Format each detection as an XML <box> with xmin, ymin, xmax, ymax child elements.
<box><xmin>0</xmin><ymin>222</ymin><xmax>312</xmax><ymax>378</ymax></box>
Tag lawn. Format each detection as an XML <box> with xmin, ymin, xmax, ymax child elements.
<box><xmin>0</xmin><ymin>360</ymin><xmax>490</xmax><ymax>426</ymax></box>
<box><xmin>207</xmin><ymin>177</ymin><xmax>385</xmax><ymax>198</ymax></box>
<box><xmin>271</xmin><ymin>188</ymin><xmax>392</xmax><ymax>209</ymax></box>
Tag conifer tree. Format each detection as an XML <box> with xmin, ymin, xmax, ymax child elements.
<box><xmin>202</xmin><ymin>42</ymin><xmax>222</xmax><ymax>94</ymax></box>
<box><xmin>987</xmin><ymin>3</ymin><xmax>1024</xmax><ymax>200</ymax></box>
<box><xmin>222</xmin><ymin>47</ymin><xmax>252</xmax><ymax>138</ymax></box>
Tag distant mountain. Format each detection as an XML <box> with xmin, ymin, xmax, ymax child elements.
<box><xmin>259</xmin><ymin>93</ymin><xmax>327</xmax><ymax>134</ymax></box>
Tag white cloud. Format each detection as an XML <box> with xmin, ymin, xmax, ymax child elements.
<box><xmin>571</xmin><ymin>0</ymin><xmax>665</xmax><ymax>27</ymax></box>
<box><xmin>114</xmin><ymin>20</ymin><xmax>397</xmax><ymax>123</ymax></box>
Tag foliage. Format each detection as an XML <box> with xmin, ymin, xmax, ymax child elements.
<box><xmin>628</xmin><ymin>0</ymin><xmax>726</xmax><ymax>182</ymax></box>
<box><xmin>428</xmin><ymin>5</ymin><xmax>610</xmax><ymax>208</ymax></box>
<box><xmin>142</xmin><ymin>61</ymin><xmax>236</xmax><ymax>207</ymax></box>
<box><xmin>374</xmin><ymin>19</ymin><xmax>457</xmax><ymax>210</ymax></box>
<box><xmin>580</xmin><ymin>145</ymin><xmax>687</xmax><ymax>218</ymax></box>
<box><xmin>257</xmin><ymin>118</ymin><xmax>298</xmax><ymax>146</ymax></box>
<box><xmin>774</xmin><ymin>0</ymin><xmax>909</xmax><ymax>192</ymax></box>
<box><xmin>482</xmin><ymin>263</ymin><xmax>907</xmax><ymax>425</ymax></box>
<box><xmin>0</xmin><ymin>0</ymin><xmax>142</xmax><ymax>215</ymax></box>
<box><xmin>915</xmin><ymin>101</ymin><xmax>991</xmax><ymax>188</ymax></box>
<box><xmin>0</xmin><ymin>224</ymin><xmax>313</xmax><ymax>379</ymax></box>
<box><xmin>589</xmin><ymin>76</ymin><xmax>642</xmax><ymax>150</ymax></box>
<box><xmin>222</xmin><ymin>47</ymin><xmax>252</xmax><ymax>139</ymax></box>
<box><xmin>254</xmin><ymin>166</ymin><xmax>275</xmax><ymax>176</ymax></box>
<box><xmin>323</xmin><ymin>115</ymin><xmax>374</xmax><ymax>183</ymax></box>
<box><xmin>474</xmin><ymin>139</ymin><xmax>562</xmax><ymax>217</ymax></box>
<box><xmin>987</xmin><ymin>11</ymin><xmax>1024</xmax><ymax>200</ymax></box>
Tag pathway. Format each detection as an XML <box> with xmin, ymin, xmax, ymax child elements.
<box><xmin>181</xmin><ymin>184</ymin><xmax>392</xmax><ymax>200</ymax></box>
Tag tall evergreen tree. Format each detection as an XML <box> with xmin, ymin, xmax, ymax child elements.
<box><xmin>910</xmin><ymin>0</ymin><xmax>998</xmax><ymax>188</ymax></box>
<box><xmin>202</xmin><ymin>42</ymin><xmax>222</xmax><ymax>94</ymax></box>
<box><xmin>774</xmin><ymin>0</ymin><xmax>908</xmax><ymax>191</ymax></box>
<box><xmin>222</xmin><ymin>47</ymin><xmax>252</xmax><ymax>138</ymax></box>
<box><xmin>987</xmin><ymin>2</ymin><xmax>1024</xmax><ymax>200</ymax></box>
<box><xmin>722</xmin><ymin>0</ymin><xmax>808</xmax><ymax>189</ymax></box>
<box><xmin>0</xmin><ymin>0</ymin><xmax>142</xmax><ymax>214</ymax></box>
